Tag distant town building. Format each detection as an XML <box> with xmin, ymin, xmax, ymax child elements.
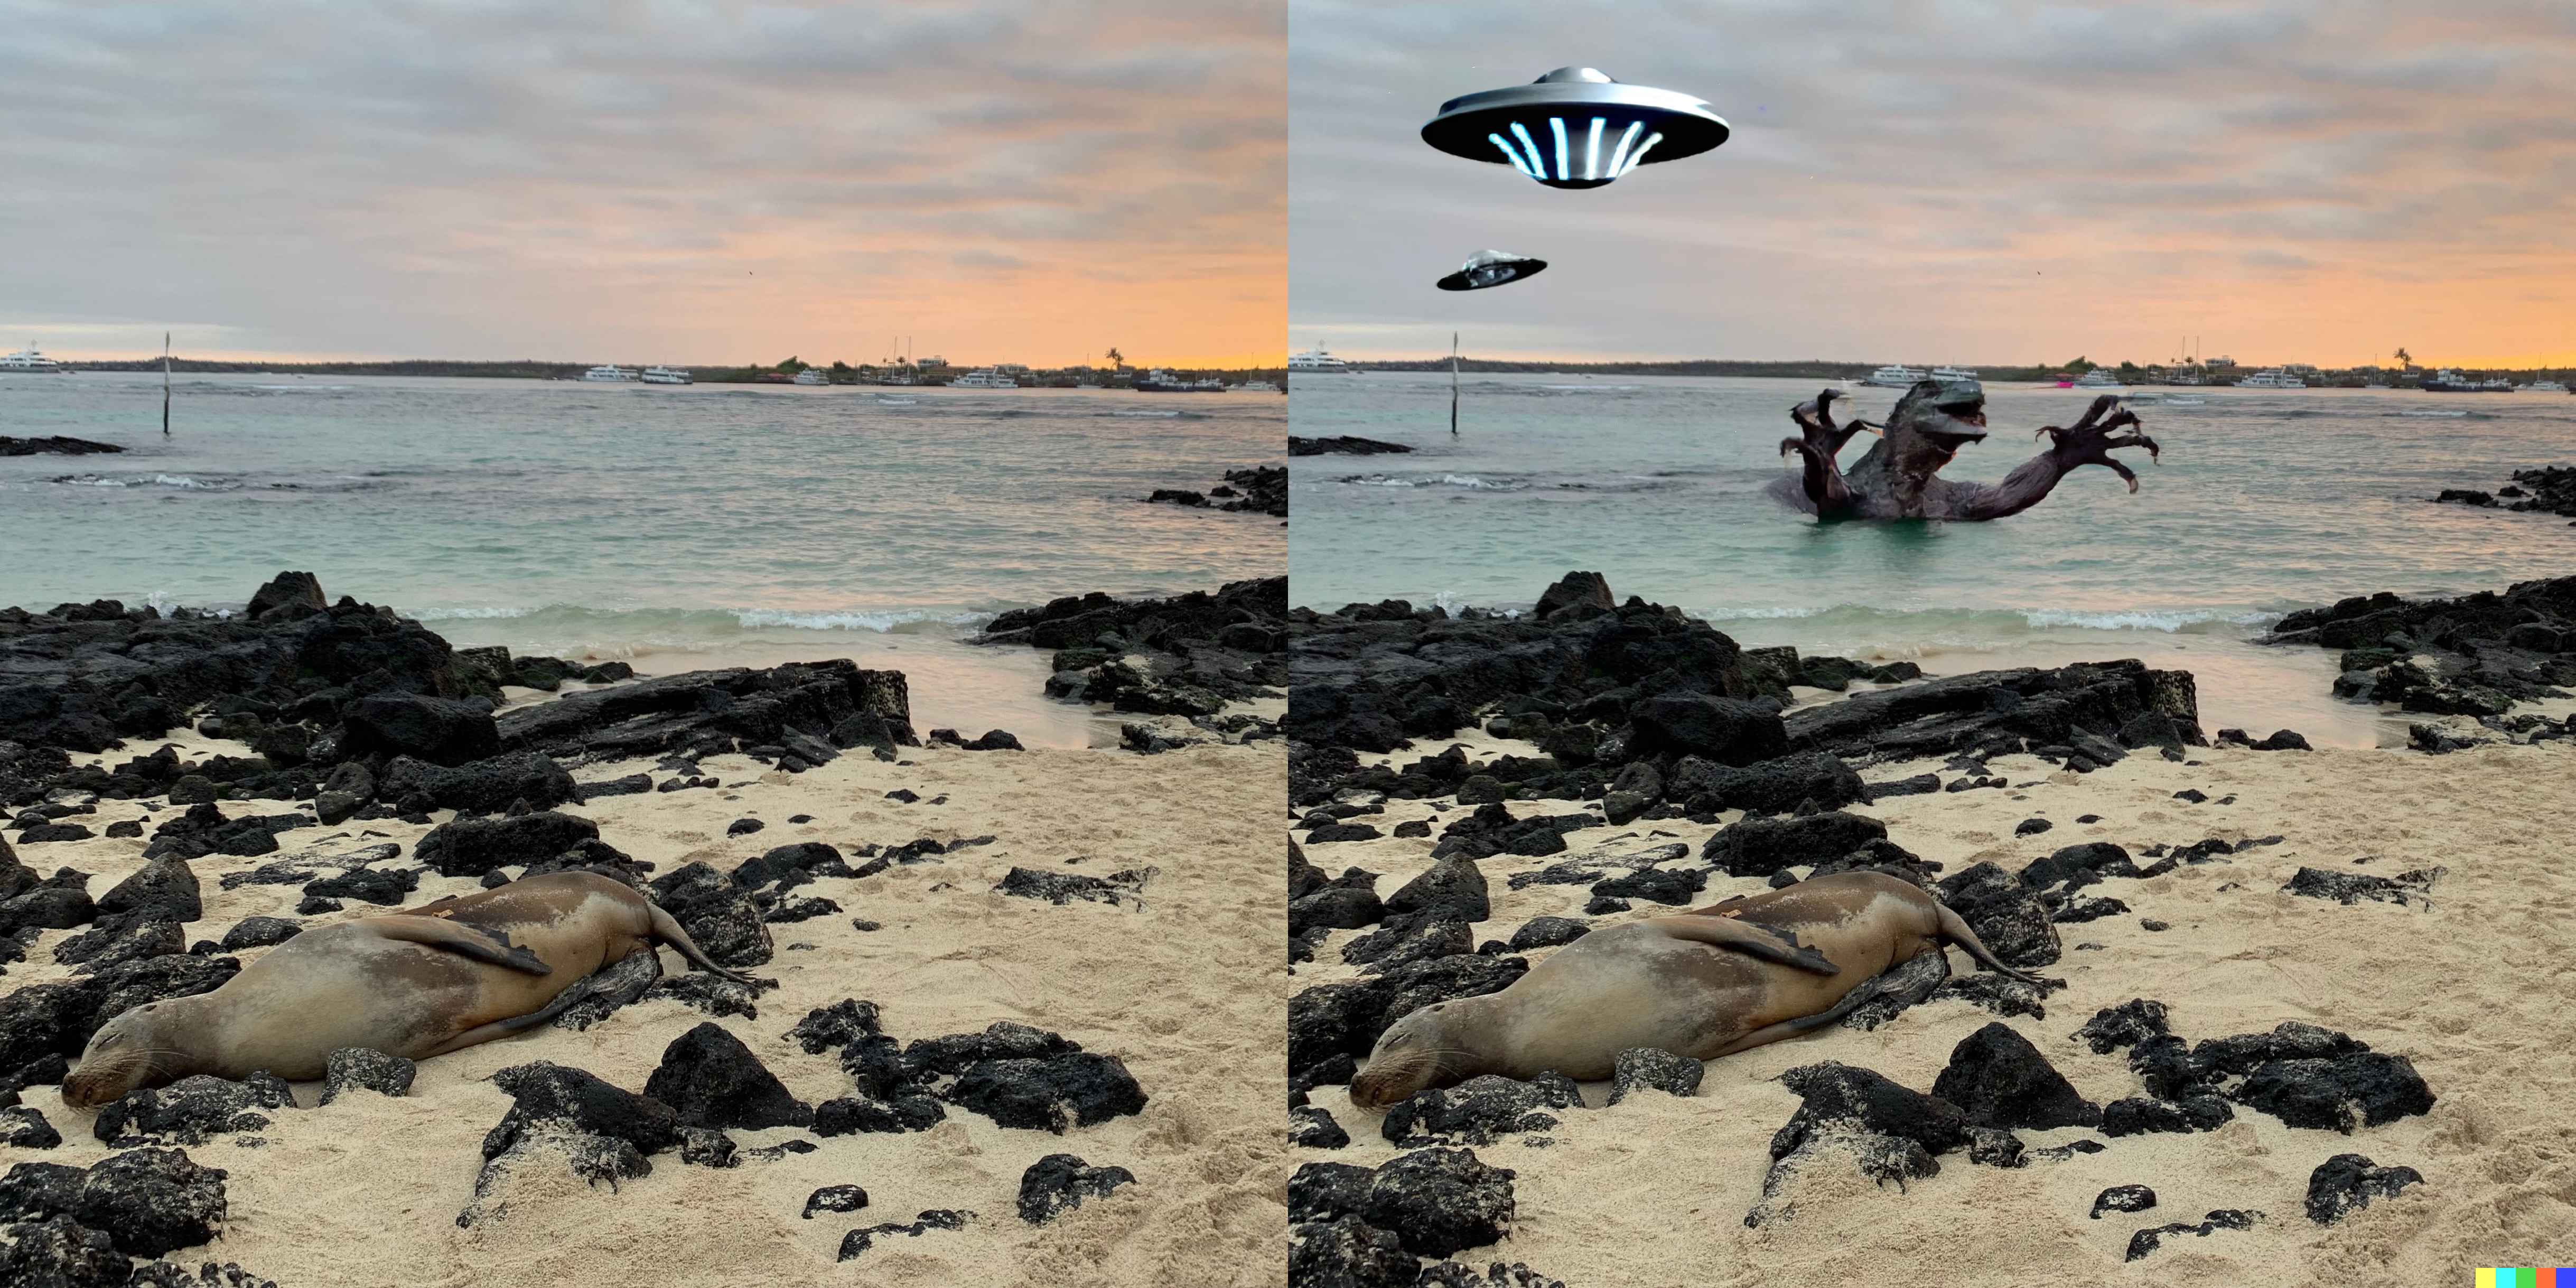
<box><xmin>919</xmin><ymin>356</ymin><xmax>948</xmax><ymax>368</ymax></box>
<box><xmin>996</xmin><ymin>363</ymin><xmax>1030</xmax><ymax>374</ymax></box>
<box><xmin>2285</xmin><ymin>363</ymin><xmax>2318</xmax><ymax>375</ymax></box>
<box><xmin>2207</xmin><ymin>356</ymin><xmax>2237</xmax><ymax>369</ymax></box>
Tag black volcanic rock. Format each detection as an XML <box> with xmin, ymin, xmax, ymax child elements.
<box><xmin>643</xmin><ymin>1023</ymin><xmax>811</xmax><ymax>1130</ymax></box>
<box><xmin>2304</xmin><ymin>1153</ymin><xmax>2424</xmax><ymax>1224</ymax></box>
<box><xmin>496</xmin><ymin>660</ymin><xmax>914</xmax><ymax>763</ymax></box>
<box><xmin>1931</xmin><ymin>1023</ymin><xmax>2099</xmax><ymax>1131</ymax></box>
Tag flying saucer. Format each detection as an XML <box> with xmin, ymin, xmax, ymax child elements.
<box><xmin>1421</xmin><ymin>67</ymin><xmax>1729</xmax><ymax>190</ymax></box>
<box><xmin>1436</xmin><ymin>250</ymin><xmax>1548</xmax><ymax>292</ymax></box>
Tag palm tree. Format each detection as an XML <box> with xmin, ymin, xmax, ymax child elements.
<box><xmin>1105</xmin><ymin>347</ymin><xmax>1124</xmax><ymax>368</ymax></box>
<box><xmin>2394</xmin><ymin>347</ymin><xmax>2412</xmax><ymax>368</ymax></box>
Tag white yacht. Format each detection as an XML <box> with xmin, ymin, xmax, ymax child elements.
<box><xmin>1289</xmin><ymin>348</ymin><xmax>1351</xmax><ymax>371</ymax></box>
<box><xmin>639</xmin><ymin>366</ymin><xmax>691</xmax><ymax>385</ymax></box>
<box><xmin>948</xmin><ymin>369</ymin><xmax>1017</xmax><ymax>388</ymax></box>
<box><xmin>1861</xmin><ymin>364</ymin><xmax>1927</xmax><ymax>387</ymax></box>
<box><xmin>1235</xmin><ymin>379</ymin><xmax>1280</xmax><ymax>393</ymax></box>
<box><xmin>1928</xmin><ymin>365</ymin><xmax>1978</xmax><ymax>382</ymax></box>
<box><xmin>2235</xmin><ymin>369</ymin><xmax>2304</xmax><ymax>388</ymax></box>
<box><xmin>2520</xmin><ymin>379</ymin><xmax>2568</xmax><ymax>394</ymax></box>
<box><xmin>0</xmin><ymin>344</ymin><xmax>65</xmax><ymax>372</ymax></box>
<box><xmin>2073</xmin><ymin>368</ymin><xmax>2124</xmax><ymax>389</ymax></box>
<box><xmin>792</xmin><ymin>368</ymin><xmax>832</xmax><ymax>386</ymax></box>
<box><xmin>581</xmin><ymin>364</ymin><xmax>638</xmax><ymax>382</ymax></box>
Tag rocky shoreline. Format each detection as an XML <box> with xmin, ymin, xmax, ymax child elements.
<box><xmin>2430</xmin><ymin>464</ymin><xmax>2576</xmax><ymax>521</ymax></box>
<box><xmin>0</xmin><ymin>437</ymin><xmax>124</xmax><ymax>458</ymax></box>
<box><xmin>1145</xmin><ymin>465</ymin><xmax>1287</xmax><ymax>519</ymax></box>
<box><xmin>0</xmin><ymin>572</ymin><xmax>1286</xmax><ymax>1285</ymax></box>
<box><xmin>974</xmin><ymin>575</ymin><xmax>1288</xmax><ymax>753</ymax></box>
<box><xmin>1281</xmin><ymin>572</ymin><xmax>2470</xmax><ymax>1285</ymax></box>
<box><xmin>1288</xmin><ymin>437</ymin><xmax>1411</xmax><ymax>458</ymax></box>
<box><xmin>2260</xmin><ymin>573</ymin><xmax>2576</xmax><ymax>750</ymax></box>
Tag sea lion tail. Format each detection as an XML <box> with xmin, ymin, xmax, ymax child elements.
<box><xmin>1931</xmin><ymin>902</ymin><xmax>2041</xmax><ymax>983</ymax></box>
<box><xmin>646</xmin><ymin>901</ymin><xmax>753</xmax><ymax>983</ymax></box>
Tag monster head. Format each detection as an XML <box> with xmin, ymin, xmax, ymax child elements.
<box><xmin>1882</xmin><ymin>378</ymin><xmax>1990</xmax><ymax>471</ymax></box>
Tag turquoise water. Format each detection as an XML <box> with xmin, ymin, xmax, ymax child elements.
<box><xmin>1290</xmin><ymin>373</ymin><xmax>2576</xmax><ymax>745</ymax></box>
<box><xmin>2</xmin><ymin>372</ymin><xmax>1284</xmax><ymax>743</ymax></box>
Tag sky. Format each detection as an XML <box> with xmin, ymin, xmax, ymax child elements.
<box><xmin>1291</xmin><ymin>1</ymin><xmax>2576</xmax><ymax>367</ymax></box>
<box><xmin>0</xmin><ymin>0</ymin><xmax>1283</xmax><ymax>367</ymax></box>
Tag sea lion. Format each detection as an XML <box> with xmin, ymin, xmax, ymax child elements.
<box><xmin>63</xmin><ymin>870</ymin><xmax>743</xmax><ymax>1108</ymax></box>
<box><xmin>1349</xmin><ymin>869</ymin><xmax>2034</xmax><ymax>1108</ymax></box>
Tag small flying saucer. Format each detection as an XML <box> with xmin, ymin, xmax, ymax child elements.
<box><xmin>1421</xmin><ymin>67</ymin><xmax>1729</xmax><ymax>190</ymax></box>
<box><xmin>1436</xmin><ymin>250</ymin><xmax>1549</xmax><ymax>292</ymax></box>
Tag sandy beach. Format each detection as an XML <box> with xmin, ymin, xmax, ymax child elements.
<box><xmin>1289</xmin><ymin>714</ymin><xmax>2572</xmax><ymax>1285</ymax></box>
<box><xmin>3</xmin><ymin>677</ymin><xmax>1286</xmax><ymax>1286</ymax></box>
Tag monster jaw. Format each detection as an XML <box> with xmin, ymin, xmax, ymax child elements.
<box><xmin>1920</xmin><ymin>406</ymin><xmax>1989</xmax><ymax>455</ymax></box>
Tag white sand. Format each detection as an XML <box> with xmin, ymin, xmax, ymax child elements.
<box><xmin>1296</xmin><ymin>733</ymin><xmax>2576</xmax><ymax>1285</ymax></box>
<box><xmin>3</xmin><ymin>726</ymin><xmax>1286</xmax><ymax>1287</ymax></box>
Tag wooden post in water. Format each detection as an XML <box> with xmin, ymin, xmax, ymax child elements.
<box><xmin>161</xmin><ymin>332</ymin><xmax>171</xmax><ymax>435</ymax></box>
<box><xmin>1442</xmin><ymin>332</ymin><xmax>1463</xmax><ymax>437</ymax></box>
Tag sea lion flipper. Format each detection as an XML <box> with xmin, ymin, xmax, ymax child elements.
<box><xmin>1930</xmin><ymin>902</ymin><xmax>2041</xmax><ymax>983</ymax></box>
<box><xmin>360</xmin><ymin>916</ymin><xmax>555</xmax><ymax>976</ymax></box>
<box><xmin>1650</xmin><ymin>916</ymin><xmax>1841</xmax><ymax>976</ymax></box>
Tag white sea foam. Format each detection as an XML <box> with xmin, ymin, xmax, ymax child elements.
<box><xmin>2018</xmin><ymin>606</ymin><xmax>2277</xmax><ymax>632</ymax></box>
<box><xmin>730</xmin><ymin>606</ymin><xmax>990</xmax><ymax>632</ymax></box>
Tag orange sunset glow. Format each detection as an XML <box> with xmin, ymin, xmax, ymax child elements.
<box><xmin>1292</xmin><ymin>3</ymin><xmax>2576</xmax><ymax>369</ymax></box>
<box><xmin>2</xmin><ymin>1</ymin><xmax>1283</xmax><ymax>369</ymax></box>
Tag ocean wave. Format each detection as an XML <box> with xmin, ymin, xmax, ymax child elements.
<box><xmin>1692</xmin><ymin>603</ymin><xmax>2281</xmax><ymax>638</ymax></box>
<box><xmin>2400</xmin><ymin>410</ymin><xmax>2469</xmax><ymax>418</ymax></box>
<box><xmin>1337</xmin><ymin>473</ymin><xmax>1528</xmax><ymax>491</ymax></box>
<box><xmin>49</xmin><ymin>473</ymin><xmax>240</xmax><ymax>491</ymax></box>
<box><xmin>1113</xmin><ymin>410</ymin><xmax>1182</xmax><ymax>417</ymax></box>
<box><xmin>730</xmin><ymin>606</ymin><xmax>992</xmax><ymax>632</ymax></box>
<box><xmin>412</xmin><ymin>602</ymin><xmax>995</xmax><ymax>638</ymax></box>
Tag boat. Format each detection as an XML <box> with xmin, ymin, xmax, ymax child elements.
<box><xmin>639</xmin><ymin>366</ymin><xmax>692</xmax><ymax>385</ymax></box>
<box><xmin>2073</xmin><ymin>369</ymin><xmax>2123</xmax><ymax>389</ymax></box>
<box><xmin>1861</xmin><ymin>364</ymin><xmax>1928</xmax><ymax>387</ymax></box>
<box><xmin>1928</xmin><ymin>365</ymin><xmax>1977</xmax><ymax>382</ymax></box>
<box><xmin>1235</xmin><ymin>379</ymin><xmax>1280</xmax><ymax>393</ymax></box>
<box><xmin>1135</xmin><ymin>368</ymin><xmax>1226</xmax><ymax>393</ymax></box>
<box><xmin>2423</xmin><ymin>368</ymin><xmax>2513</xmax><ymax>393</ymax></box>
<box><xmin>0</xmin><ymin>344</ymin><xmax>64</xmax><ymax>372</ymax></box>
<box><xmin>1289</xmin><ymin>348</ymin><xmax>1352</xmax><ymax>371</ymax></box>
<box><xmin>2520</xmin><ymin>379</ymin><xmax>2568</xmax><ymax>393</ymax></box>
<box><xmin>948</xmin><ymin>369</ymin><xmax>1018</xmax><ymax>388</ymax></box>
<box><xmin>2235</xmin><ymin>369</ymin><xmax>2304</xmax><ymax>388</ymax></box>
<box><xmin>792</xmin><ymin>368</ymin><xmax>832</xmax><ymax>386</ymax></box>
<box><xmin>580</xmin><ymin>364</ymin><xmax>638</xmax><ymax>382</ymax></box>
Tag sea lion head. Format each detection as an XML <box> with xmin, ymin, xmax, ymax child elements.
<box><xmin>63</xmin><ymin>1001</ymin><xmax>198</xmax><ymax>1109</ymax></box>
<box><xmin>1349</xmin><ymin>1000</ymin><xmax>1487</xmax><ymax>1109</ymax></box>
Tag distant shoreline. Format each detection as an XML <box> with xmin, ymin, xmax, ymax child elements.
<box><xmin>1330</xmin><ymin>357</ymin><xmax>2574</xmax><ymax>386</ymax></box>
<box><xmin>47</xmin><ymin>358</ymin><xmax>1289</xmax><ymax>385</ymax></box>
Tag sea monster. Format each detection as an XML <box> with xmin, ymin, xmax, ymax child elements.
<box><xmin>1771</xmin><ymin>379</ymin><xmax>2160</xmax><ymax>521</ymax></box>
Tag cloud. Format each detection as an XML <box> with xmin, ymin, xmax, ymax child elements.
<box><xmin>1291</xmin><ymin>0</ymin><xmax>2576</xmax><ymax>366</ymax></box>
<box><xmin>0</xmin><ymin>0</ymin><xmax>1284</xmax><ymax>365</ymax></box>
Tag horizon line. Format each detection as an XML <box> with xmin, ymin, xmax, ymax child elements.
<box><xmin>22</xmin><ymin>349</ymin><xmax>1293</xmax><ymax>369</ymax></box>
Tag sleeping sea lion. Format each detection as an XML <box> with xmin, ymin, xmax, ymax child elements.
<box><xmin>63</xmin><ymin>869</ymin><xmax>741</xmax><ymax>1108</ymax></box>
<box><xmin>1349</xmin><ymin>869</ymin><xmax>2034</xmax><ymax>1108</ymax></box>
